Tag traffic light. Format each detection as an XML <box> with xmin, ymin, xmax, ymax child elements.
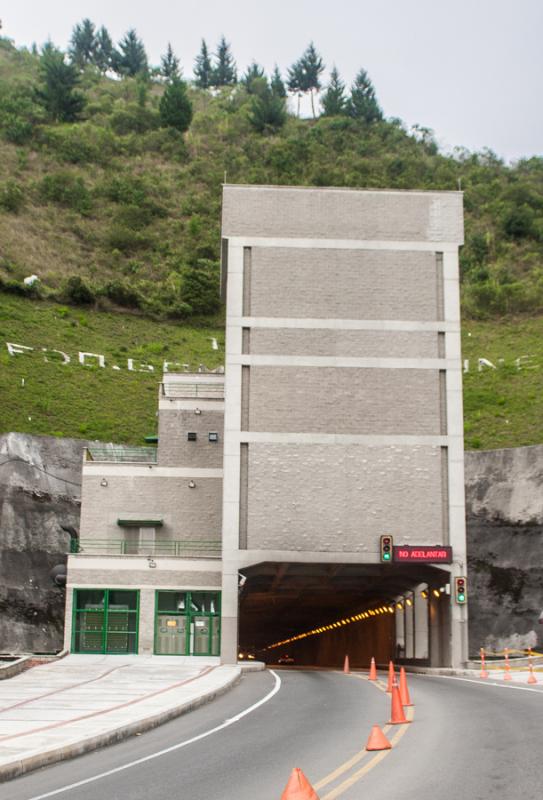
<box><xmin>380</xmin><ymin>535</ymin><xmax>393</xmax><ymax>563</ymax></box>
<box><xmin>454</xmin><ymin>576</ymin><xmax>467</xmax><ymax>604</ymax></box>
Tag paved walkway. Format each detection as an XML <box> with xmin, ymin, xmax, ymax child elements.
<box><xmin>0</xmin><ymin>654</ymin><xmax>241</xmax><ymax>781</ymax></box>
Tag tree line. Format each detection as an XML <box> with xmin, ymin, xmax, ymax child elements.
<box><xmin>34</xmin><ymin>19</ymin><xmax>382</xmax><ymax>134</ymax></box>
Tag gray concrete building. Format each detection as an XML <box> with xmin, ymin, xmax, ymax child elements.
<box><xmin>220</xmin><ymin>185</ymin><xmax>467</xmax><ymax>668</ymax></box>
<box><xmin>65</xmin><ymin>185</ymin><xmax>467</xmax><ymax>668</ymax></box>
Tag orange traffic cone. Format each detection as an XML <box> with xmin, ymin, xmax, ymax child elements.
<box><xmin>399</xmin><ymin>667</ymin><xmax>413</xmax><ymax>706</ymax></box>
<box><xmin>527</xmin><ymin>659</ymin><xmax>538</xmax><ymax>685</ymax></box>
<box><xmin>389</xmin><ymin>681</ymin><xmax>410</xmax><ymax>725</ymax></box>
<box><xmin>368</xmin><ymin>657</ymin><xmax>377</xmax><ymax>681</ymax></box>
<box><xmin>365</xmin><ymin>724</ymin><xmax>392</xmax><ymax>751</ymax></box>
<box><xmin>281</xmin><ymin>768</ymin><xmax>320</xmax><ymax>800</ymax></box>
<box><xmin>343</xmin><ymin>654</ymin><xmax>350</xmax><ymax>674</ymax></box>
<box><xmin>479</xmin><ymin>648</ymin><xmax>489</xmax><ymax>679</ymax></box>
<box><xmin>503</xmin><ymin>649</ymin><xmax>512</xmax><ymax>681</ymax></box>
<box><xmin>386</xmin><ymin>660</ymin><xmax>395</xmax><ymax>693</ymax></box>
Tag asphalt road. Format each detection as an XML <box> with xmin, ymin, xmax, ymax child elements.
<box><xmin>2</xmin><ymin>669</ymin><xmax>542</xmax><ymax>800</ymax></box>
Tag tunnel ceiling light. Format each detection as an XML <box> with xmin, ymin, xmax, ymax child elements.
<box><xmin>421</xmin><ymin>590</ymin><xmax>429</xmax><ymax>599</ymax></box>
<box><xmin>264</xmin><ymin>598</ymin><xmax>399</xmax><ymax>650</ymax></box>
<box><xmin>406</xmin><ymin>598</ymin><xmax>413</xmax><ymax>607</ymax></box>
<box><xmin>432</xmin><ymin>589</ymin><xmax>441</xmax><ymax>598</ymax></box>
<box><xmin>396</xmin><ymin>602</ymin><xmax>404</xmax><ymax>610</ymax></box>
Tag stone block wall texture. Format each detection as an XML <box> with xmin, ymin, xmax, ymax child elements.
<box><xmin>245</xmin><ymin>442</ymin><xmax>445</xmax><ymax>551</ymax></box>
<box><xmin>68</xmin><ymin>568</ymin><xmax>221</xmax><ymax>588</ymax></box>
<box><xmin>248</xmin><ymin>248</ymin><xmax>439</xmax><ymax>320</ymax></box>
<box><xmin>222</xmin><ymin>186</ymin><xmax>464</xmax><ymax>242</ymax></box>
<box><xmin>158</xmin><ymin>408</ymin><xmax>224</xmax><ymax>468</ymax></box>
<box><xmin>248</xmin><ymin>328</ymin><xmax>440</xmax><ymax>359</ymax></box>
<box><xmin>247</xmin><ymin>367</ymin><xmax>442</xmax><ymax>435</ymax></box>
<box><xmin>79</xmin><ymin>475</ymin><xmax>222</xmax><ymax>540</ymax></box>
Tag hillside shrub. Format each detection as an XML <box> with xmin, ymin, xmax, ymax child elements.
<box><xmin>63</xmin><ymin>275</ymin><xmax>96</xmax><ymax>304</ymax></box>
<box><xmin>105</xmin><ymin>225</ymin><xmax>151</xmax><ymax>253</ymax></box>
<box><xmin>40</xmin><ymin>123</ymin><xmax>118</xmax><ymax>165</ymax></box>
<box><xmin>39</xmin><ymin>172</ymin><xmax>92</xmax><ymax>214</ymax></box>
<box><xmin>102</xmin><ymin>279</ymin><xmax>142</xmax><ymax>308</ymax></box>
<box><xmin>182</xmin><ymin>259</ymin><xmax>220</xmax><ymax>315</ymax></box>
<box><xmin>0</xmin><ymin>180</ymin><xmax>25</xmax><ymax>212</ymax></box>
<box><xmin>109</xmin><ymin>103</ymin><xmax>160</xmax><ymax>135</ymax></box>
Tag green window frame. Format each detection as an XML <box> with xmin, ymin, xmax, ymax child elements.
<box><xmin>154</xmin><ymin>591</ymin><xmax>221</xmax><ymax>657</ymax></box>
<box><xmin>72</xmin><ymin>589</ymin><xmax>139</xmax><ymax>654</ymax></box>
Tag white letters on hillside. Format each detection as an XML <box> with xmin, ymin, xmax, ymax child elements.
<box><xmin>79</xmin><ymin>352</ymin><xmax>106</xmax><ymax>368</ymax></box>
<box><xmin>5</xmin><ymin>341</ymin><xmax>223</xmax><ymax>375</ymax></box>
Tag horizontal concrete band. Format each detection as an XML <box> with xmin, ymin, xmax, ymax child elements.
<box><xmin>159</xmin><ymin>400</ymin><xmax>225</xmax><ymax>411</ymax></box>
<box><xmin>227</xmin><ymin>237</ymin><xmax>460</xmax><ymax>252</ymax></box>
<box><xmin>68</xmin><ymin>556</ymin><xmax>222</xmax><ymax>571</ymax></box>
<box><xmin>234</xmin><ymin>318</ymin><xmax>460</xmax><ymax>332</ymax></box>
<box><xmin>225</xmin><ymin>432</ymin><xmax>450</xmax><ymax>446</ymax></box>
<box><xmin>83</xmin><ymin>466</ymin><xmax>224</xmax><ymax>478</ymax></box>
<box><xmin>234</xmin><ymin>355</ymin><xmax>457</xmax><ymax>369</ymax></box>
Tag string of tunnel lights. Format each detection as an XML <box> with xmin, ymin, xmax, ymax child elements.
<box><xmin>265</xmin><ymin>587</ymin><xmax>445</xmax><ymax>651</ymax></box>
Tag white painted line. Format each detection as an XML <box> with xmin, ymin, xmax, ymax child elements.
<box><xmin>419</xmin><ymin>673</ymin><xmax>543</xmax><ymax>694</ymax></box>
<box><xmin>24</xmin><ymin>671</ymin><xmax>282</xmax><ymax>800</ymax></box>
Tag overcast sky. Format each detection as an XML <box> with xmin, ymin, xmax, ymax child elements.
<box><xmin>3</xmin><ymin>0</ymin><xmax>542</xmax><ymax>162</ymax></box>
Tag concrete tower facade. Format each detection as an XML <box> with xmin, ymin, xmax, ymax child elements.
<box><xmin>220</xmin><ymin>185</ymin><xmax>467</xmax><ymax>666</ymax></box>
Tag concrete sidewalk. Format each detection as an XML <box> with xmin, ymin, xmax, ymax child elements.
<box><xmin>0</xmin><ymin>654</ymin><xmax>242</xmax><ymax>781</ymax></box>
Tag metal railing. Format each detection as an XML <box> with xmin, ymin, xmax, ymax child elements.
<box><xmin>162</xmin><ymin>382</ymin><xmax>224</xmax><ymax>399</ymax></box>
<box><xmin>86</xmin><ymin>446</ymin><xmax>157</xmax><ymax>463</ymax></box>
<box><xmin>70</xmin><ymin>538</ymin><xmax>221</xmax><ymax>558</ymax></box>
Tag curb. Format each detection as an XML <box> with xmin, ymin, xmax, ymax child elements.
<box><xmin>0</xmin><ymin>667</ymin><xmax>242</xmax><ymax>783</ymax></box>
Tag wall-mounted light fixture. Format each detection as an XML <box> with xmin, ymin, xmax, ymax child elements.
<box><xmin>188</xmin><ymin>480</ymin><xmax>196</xmax><ymax>489</ymax></box>
<box><xmin>194</xmin><ymin>408</ymin><xmax>202</xmax><ymax>415</ymax></box>
<box><xmin>208</xmin><ymin>432</ymin><xmax>219</xmax><ymax>442</ymax></box>
<box><xmin>100</xmin><ymin>478</ymin><xmax>108</xmax><ymax>487</ymax></box>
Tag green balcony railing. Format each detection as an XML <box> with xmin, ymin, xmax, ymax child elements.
<box><xmin>70</xmin><ymin>538</ymin><xmax>221</xmax><ymax>558</ymax></box>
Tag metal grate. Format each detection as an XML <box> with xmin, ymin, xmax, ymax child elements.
<box><xmin>86</xmin><ymin>446</ymin><xmax>157</xmax><ymax>463</ymax></box>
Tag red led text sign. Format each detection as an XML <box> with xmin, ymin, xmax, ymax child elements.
<box><xmin>393</xmin><ymin>546</ymin><xmax>453</xmax><ymax>564</ymax></box>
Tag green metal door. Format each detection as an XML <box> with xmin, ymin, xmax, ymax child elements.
<box><xmin>73</xmin><ymin>589</ymin><xmax>139</xmax><ymax>654</ymax></box>
<box><xmin>154</xmin><ymin>592</ymin><xmax>188</xmax><ymax>655</ymax></box>
<box><xmin>154</xmin><ymin>591</ymin><xmax>220</xmax><ymax>656</ymax></box>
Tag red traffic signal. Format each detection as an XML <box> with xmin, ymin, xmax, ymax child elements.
<box><xmin>454</xmin><ymin>576</ymin><xmax>467</xmax><ymax>604</ymax></box>
<box><xmin>380</xmin><ymin>535</ymin><xmax>393</xmax><ymax>563</ymax></box>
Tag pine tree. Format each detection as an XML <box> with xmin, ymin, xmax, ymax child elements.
<box><xmin>242</xmin><ymin>61</ymin><xmax>265</xmax><ymax>94</ymax></box>
<box><xmin>159</xmin><ymin>79</ymin><xmax>193</xmax><ymax>132</ymax></box>
<box><xmin>270</xmin><ymin>65</ymin><xmax>286</xmax><ymax>98</ymax></box>
<box><xmin>112</xmin><ymin>29</ymin><xmax>148</xmax><ymax>78</ymax></box>
<box><xmin>299</xmin><ymin>42</ymin><xmax>325</xmax><ymax>118</ymax></box>
<box><xmin>35</xmin><ymin>46</ymin><xmax>86</xmax><ymax>122</ymax></box>
<box><xmin>161</xmin><ymin>43</ymin><xmax>181</xmax><ymax>81</ymax></box>
<box><xmin>348</xmin><ymin>69</ymin><xmax>382</xmax><ymax>123</ymax></box>
<box><xmin>193</xmin><ymin>40</ymin><xmax>212</xmax><ymax>88</ymax></box>
<box><xmin>69</xmin><ymin>18</ymin><xmax>97</xmax><ymax>69</ymax></box>
<box><xmin>321</xmin><ymin>66</ymin><xmax>347</xmax><ymax>116</ymax></box>
<box><xmin>287</xmin><ymin>59</ymin><xmax>304</xmax><ymax>116</ymax></box>
<box><xmin>249</xmin><ymin>88</ymin><xmax>287</xmax><ymax>134</ymax></box>
<box><xmin>94</xmin><ymin>26</ymin><xmax>113</xmax><ymax>73</ymax></box>
<box><xmin>212</xmin><ymin>36</ymin><xmax>237</xmax><ymax>87</ymax></box>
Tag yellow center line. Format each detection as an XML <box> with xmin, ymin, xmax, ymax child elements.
<box><xmin>314</xmin><ymin>673</ymin><xmax>414</xmax><ymax>799</ymax></box>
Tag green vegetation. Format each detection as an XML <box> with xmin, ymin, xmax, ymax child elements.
<box><xmin>462</xmin><ymin>318</ymin><xmax>543</xmax><ymax>450</ymax></box>
<box><xmin>0</xmin><ymin>294</ymin><xmax>223</xmax><ymax>443</ymax></box>
<box><xmin>0</xmin><ymin>28</ymin><xmax>542</xmax><ymax>449</ymax></box>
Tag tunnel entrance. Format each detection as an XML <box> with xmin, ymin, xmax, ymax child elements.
<box><xmin>238</xmin><ymin>561</ymin><xmax>453</xmax><ymax>667</ymax></box>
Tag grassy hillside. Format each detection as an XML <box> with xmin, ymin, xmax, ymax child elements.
<box><xmin>1</xmin><ymin>293</ymin><xmax>542</xmax><ymax>450</ymax></box>
<box><xmin>0</xmin><ymin>36</ymin><xmax>543</xmax><ymax>450</ymax></box>
<box><xmin>1</xmin><ymin>37</ymin><xmax>542</xmax><ymax>320</ymax></box>
<box><xmin>0</xmin><ymin>294</ymin><xmax>223</xmax><ymax>443</ymax></box>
